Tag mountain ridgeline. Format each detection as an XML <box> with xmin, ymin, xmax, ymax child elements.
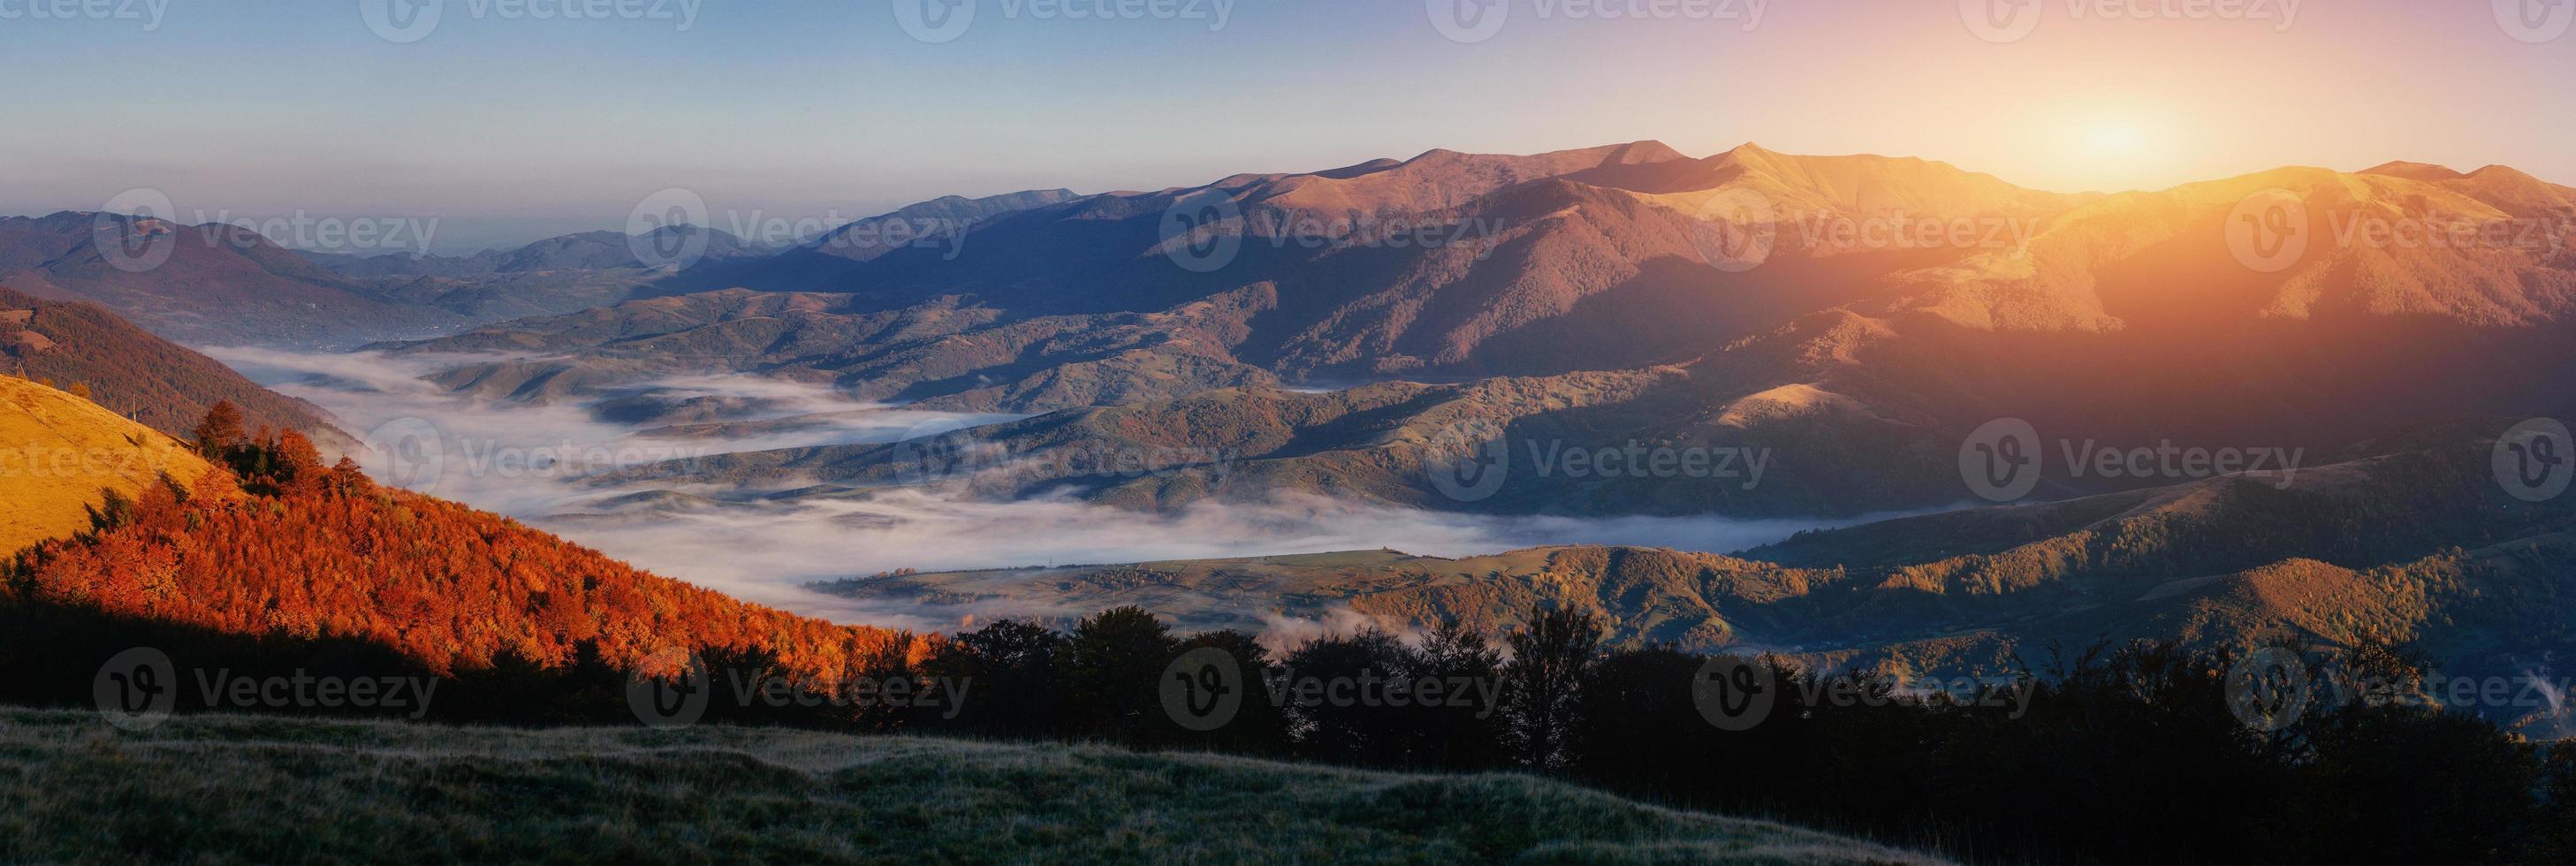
<box><xmin>22</xmin><ymin>141</ymin><xmax>2576</xmax><ymax>520</ymax></box>
<box><xmin>355</xmin><ymin>141</ymin><xmax>2576</xmax><ymax>521</ymax></box>
<box><xmin>2</xmin><ymin>189</ymin><xmax>1083</xmax><ymax>348</ymax></box>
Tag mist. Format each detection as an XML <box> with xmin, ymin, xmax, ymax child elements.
<box><xmin>209</xmin><ymin>346</ymin><xmax>1924</xmax><ymax>631</ymax></box>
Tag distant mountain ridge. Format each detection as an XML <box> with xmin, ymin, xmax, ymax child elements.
<box><xmin>392</xmin><ymin>142</ymin><xmax>2079</xmax><ymax>412</ymax></box>
<box><xmin>2</xmin><ymin>189</ymin><xmax>1084</xmax><ymax>347</ymax></box>
<box><xmin>0</xmin><ymin>212</ymin><xmax>471</xmax><ymax>346</ymax></box>
<box><xmin>44</xmin><ymin>141</ymin><xmax>2576</xmax><ymax>522</ymax></box>
<box><xmin>399</xmin><ymin>142</ymin><xmax>2576</xmax><ymax>522</ymax></box>
<box><xmin>0</xmin><ymin>285</ymin><xmax>347</xmax><ymax>447</ymax></box>
<box><xmin>298</xmin><ymin>224</ymin><xmax>764</xmax><ymax>278</ymax></box>
<box><xmin>645</xmin><ymin>188</ymin><xmax>1083</xmax><ymax>295</ymax></box>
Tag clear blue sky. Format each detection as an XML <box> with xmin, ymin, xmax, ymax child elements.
<box><xmin>4</xmin><ymin>0</ymin><xmax>2571</xmax><ymax>252</ymax></box>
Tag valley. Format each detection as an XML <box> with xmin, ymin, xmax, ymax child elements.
<box><xmin>22</xmin><ymin>4</ymin><xmax>2576</xmax><ymax>862</ymax></box>
<box><xmin>56</xmin><ymin>139</ymin><xmax>2564</xmax><ymax>732</ymax></box>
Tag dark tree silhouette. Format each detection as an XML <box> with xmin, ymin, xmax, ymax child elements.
<box><xmin>1501</xmin><ymin>604</ymin><xmax>1600</xmax><ymax>771</ymax></box>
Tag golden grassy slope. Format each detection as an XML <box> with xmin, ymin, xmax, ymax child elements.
<box><xmin>0</xmin><ymin>376</ymin><xmax>217</xmax><ymax>555</ymax></box>
<box><xmin>0</xmin><ymin>708</ymin><xmax>1942</xmax><ymax>865</ymax></box>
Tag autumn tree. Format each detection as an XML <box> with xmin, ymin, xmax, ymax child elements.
<box><xmin>192</xmin><ymin>400</ymin><xmax>245</xmax><ymax>458</ymax></box>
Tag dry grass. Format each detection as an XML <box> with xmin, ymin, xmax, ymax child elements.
<box><xmin>0</xmin><ymin>377</ymin><xmax>215</xmax><ymax>556</ymax></box>
<box><xmin>0</xmin><ymin>707</ymin><xmax>1941</xmax><ymax>865</ymax></box>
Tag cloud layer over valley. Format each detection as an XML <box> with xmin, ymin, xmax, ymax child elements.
<box><xmin>212</xmin><ymin>347</ymin><xmax>1924</xmax><ymax>631</ymax></box>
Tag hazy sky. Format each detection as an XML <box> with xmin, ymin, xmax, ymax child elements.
<box><xmin>4</xmin><ymin>0</ymin><xmax>2572</xmax><ymax>252</ymax></box>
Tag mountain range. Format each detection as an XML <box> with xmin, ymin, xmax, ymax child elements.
<box><xmin>21</xmin><ymin>140</ymin><xmax>2573</xmax><ymax>525</ymax></box>
<box><xmin>8</xmin><ymin>145</ymin><xmax>2576</xmax><ymax>855</ymax></box>
<box><xmin>818</xmin><ymin>428</ymin><xmax>2576</xmax><ymax>733</ymax></box>
<box><xmin>0</xmin><ymin>189</ymin><xmax>1083</xmax><ymax>348</ymax></box>
<box><xmin>349</xmin><ymin>141</ymin><xmax>2576</xmax><ymax>523</ymax></box>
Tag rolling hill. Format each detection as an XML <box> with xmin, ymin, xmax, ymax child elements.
<box><xmin>818</xmin><ymin>432</ymin><xmax>2576</xmax><ymax>733</ymax></box>
<box><xmin>0</xmin><ymin>212</ymin><xmax>471</xmax><ymax>346</ymax></box>
<box><xmin>0</xmin><ymin>708</ymin><xmax>1939</xmax><ymax>865</ymax></box>
<box><xmin>0</xmin><ymin>285</ymin><xmax>347</xmax><ymax>446</ymax></box>
<box><xmin>0</xmin><ymin>375</ymin><xmax>226</xmax><ymax>556</ymax></box>
<box><xmin>0</xmin><ymin>381</ymin><xmax>912</xmax><ymax>687</ymax></box>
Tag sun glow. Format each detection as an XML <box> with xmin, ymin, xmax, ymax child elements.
<box><xmin>2005</xmin><ymin>107</ymin><xmax>2198</xmax><ymax>193</ymax></box>
<box><xmin>2085</xmin><ymin>123</ymin><xmax>2149</xmax><ymax>160</ymax></box>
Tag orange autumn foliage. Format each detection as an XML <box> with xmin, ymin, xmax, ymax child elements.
<box><xmin>4</xmin><ymin>436</ymin><xmax>915</xmax><ymax>683</ymax></box>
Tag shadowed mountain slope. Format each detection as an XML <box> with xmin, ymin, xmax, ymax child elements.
<box><xmin>0</xmin><ymin>285</ymin><xmax>346</xmax><ymax>445</ymax></box>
